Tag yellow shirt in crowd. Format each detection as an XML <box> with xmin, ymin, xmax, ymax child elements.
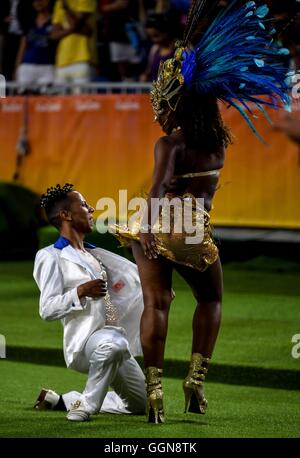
<box><xmin>52</xmin><ymin>0</ymin><xmax>98</xmax><ymax>68</ymax></box>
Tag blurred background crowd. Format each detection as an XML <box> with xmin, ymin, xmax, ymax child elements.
<box><xmin>0</xmin><ymin>0</ymin><xmax>299</xmax><ymax>86</ymax></box>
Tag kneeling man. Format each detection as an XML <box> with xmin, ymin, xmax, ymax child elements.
<box><xmin>33</xmin><ymin>184</ymin><xmax>146</xmax><ymax>421</ymax></box>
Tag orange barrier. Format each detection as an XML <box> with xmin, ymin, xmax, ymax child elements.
<box><xmin>0</xmin><ymin>94</ymin><xmax>299</xmax><ymax>229</ymax></box>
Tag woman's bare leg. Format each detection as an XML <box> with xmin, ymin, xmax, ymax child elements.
<box><xmin>174</xmin><ymin>257</ymin><xmax>223</xmax><ymax>358</ymax></box>
<box><xmin>174</xmin><ymin>258</ymin><xmax>223</xmax><ymax>414</ymax></box>
<box><xmin>131</xmin><ymin>241</ymin><xmax>174</xmax><ymax>368</ymax></box>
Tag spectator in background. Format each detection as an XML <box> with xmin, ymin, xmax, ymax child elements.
<box><xmin>155</xmin><ymin>0</ymin><xmax>169</xmax><ymax>14</ymax></box>
<box><xmin>15</xmin><ymin>0</ymin><xmax>56</xmax><ymax>88</ymax></box>
<box><xmin>1</xmin><ymin>0</ymin><xmax>51</xmax><ymax>80</ymax></box>
<box><xmin>168</xmin><ymin>0</ymin><xmax>190</xmax><ymax>25</ymax></box>
<box><xmin>100</xmin><ymin>0</ymin><xmax>142</xmax><ymax>81</ymax></box>
<box><xmin>0</xmin><ymin>0</ymin><xmax>23</xmax><ymax>81</ymax></box>
<box><xmin>0</xmin><ymin>1</ymin><xmax>10</xmax><ymax>74</ymax></box>
<box><xmin>140</xmin><ymin>12</ymin><xmax>177</xmax><ymax>82</ymax></box>
<box><xmin>51</xmin><ymin>0</ymin><xmax>98</xmax><ymax>84</ymax></box>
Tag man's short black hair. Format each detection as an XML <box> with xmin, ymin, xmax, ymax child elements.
<box><xmin>40</xmin><ymin>183</ymin><xmax>74</xmax><ymax>228</ymax></box>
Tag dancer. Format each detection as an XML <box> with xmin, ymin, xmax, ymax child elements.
<box><xmin>33</xmin><ymin>184</ymin><xmax>146</xmax><ymax>421</ymax></box>
<box><xmin>115</xmin><ymin>0</ymin><xmax>291</xmax><ymax>424</ymax></box>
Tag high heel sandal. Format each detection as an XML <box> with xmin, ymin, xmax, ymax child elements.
<box><xmin>145</xmin><ymin>367</ymin><xmax>165</xmax><ymax>424</ymax></box>
<box><xmin>183</xmin><ymin>353</ymin><xmax>210</xmax><ymax>414</ymax></box>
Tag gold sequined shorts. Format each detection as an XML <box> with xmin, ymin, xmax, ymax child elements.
<box><xmin>113</xmin><ymin>193</ymin><xmax>219</xmax><ymax>272</ymax></box>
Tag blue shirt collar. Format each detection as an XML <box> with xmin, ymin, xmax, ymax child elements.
<box><xmin>54</xmin><ymin>235</ymin><xmax>96</xmax><ymax>250</ymax></box>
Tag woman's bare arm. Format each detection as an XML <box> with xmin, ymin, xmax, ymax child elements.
<box><xmin>140</xmin><ymin>136</ymin><xmax>176</xmax><ymax>259</ymax></box>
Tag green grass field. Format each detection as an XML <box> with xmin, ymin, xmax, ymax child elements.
<box><xmin>0</xmin><ymin>257</ymin><xmax>300</xmax><ymax>438</ymax></box>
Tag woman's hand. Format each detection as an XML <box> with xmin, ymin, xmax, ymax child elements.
<box><xmin>139</xmin><ymin>232</ymin><xmax>159</xmax><ymax>260</ymax></box>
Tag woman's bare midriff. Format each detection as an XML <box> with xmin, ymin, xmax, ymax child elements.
<box><xmin>165</xmin><ymin>130</ymin><xmax>225</xmax><ymax>212</ymax></box>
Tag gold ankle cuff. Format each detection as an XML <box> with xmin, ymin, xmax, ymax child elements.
<box><xmin>145</xmin><ymin>367</ymin><xmax>165</xmax><ymax>424</ymax></box>
<box><xmin>183</xmin><ymin>353</ymin><xmax>210</xmax><ymax>415</ymax></box>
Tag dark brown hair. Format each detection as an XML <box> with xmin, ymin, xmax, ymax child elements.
<box><xmin>175</xmin><ymin>92</ymin><xmax>232</xmax><ymax>152</ymax></box>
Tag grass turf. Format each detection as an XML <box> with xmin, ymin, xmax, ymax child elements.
<box><xmin>0</xmin><ymin>257</ymin><xmax>300</xmax><ymax>437</ymax></box>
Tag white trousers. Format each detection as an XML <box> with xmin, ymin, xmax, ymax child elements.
<box><xmin>62</xmin><ymin>326</ymin><xmax>146</xmax><ymax>415</ymax></box>
<box><xmin>109</xmin><ymin>42</ymin><xmax>141</xmax><ymax>64</ymax></box>
<box><xmin>55</xmin><ymin>62</ymin><xmax>92</xmax><ymax>84</ymax></box>
<box><xmin>17</xmin><ymin>63</ymin><xmax>55</xmax><ymax>84</ymax></box>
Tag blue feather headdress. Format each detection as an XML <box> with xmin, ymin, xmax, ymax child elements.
<box><xmin>151</xmin><ymin>0</ymin><xmax>293</xmax><ymax>141</ymax></box>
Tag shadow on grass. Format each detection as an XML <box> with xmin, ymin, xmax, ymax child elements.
<box><xmin>5</xmin><ymin>346</ymin><xmax>300</xmax><ymax>391</ymax></box>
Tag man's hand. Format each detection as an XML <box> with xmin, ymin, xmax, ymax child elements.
<box><xmin>273</xmin><ymin>114</ymin><xmax>300</xmax><ymax>145</ymax></box>
<box><xmin>77</xmin><ymin>279</ymin><xmax>107</xmax><ymax>299</ymax></box>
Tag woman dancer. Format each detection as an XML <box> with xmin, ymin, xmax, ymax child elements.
<box><xmin>115</xmin><ymin>0</ymin><xmax>291</xmax><ymax>423</ymax></box>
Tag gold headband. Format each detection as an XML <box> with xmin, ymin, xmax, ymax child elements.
<box><xmin>150</xmin><ymin>46</ymin><xmax>186</xmax><ymax>133</ymax></box>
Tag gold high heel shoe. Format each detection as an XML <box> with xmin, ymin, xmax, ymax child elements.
<box><xmin>145</xmin><ymin>367</ymin><xmax>165</xmax><ymax>424</ymax></box>
<box><xmin>183</xmin><ymin>353</ymin><xmax>210</xmax><ymax>414</ymax></box>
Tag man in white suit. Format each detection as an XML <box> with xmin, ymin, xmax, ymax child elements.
<box><xmin>33</xmin><ymin>183</ymin><xmax>146</xmax><ymax>422</ymax></box>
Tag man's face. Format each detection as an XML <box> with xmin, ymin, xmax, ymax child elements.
<box><xmin>67</xmin><ymin>191</ymin><xmax>94</xmax><ymax>233</ymax></box>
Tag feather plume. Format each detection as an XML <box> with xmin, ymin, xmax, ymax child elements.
<box><xmin>183</xmin><ymin>0</ymin><xmax>221</xmax><ymax>46</ymax></box>
<box><xmin>181</xmin><ymin>0</ymin><xmax>292</xmax><ymax>139</ymax></box>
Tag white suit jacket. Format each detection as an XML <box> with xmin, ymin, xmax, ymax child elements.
<box><xmin>33</xmin><ymin>236</ymin><xmax>143</xmax><ymax>372</ymax></box>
